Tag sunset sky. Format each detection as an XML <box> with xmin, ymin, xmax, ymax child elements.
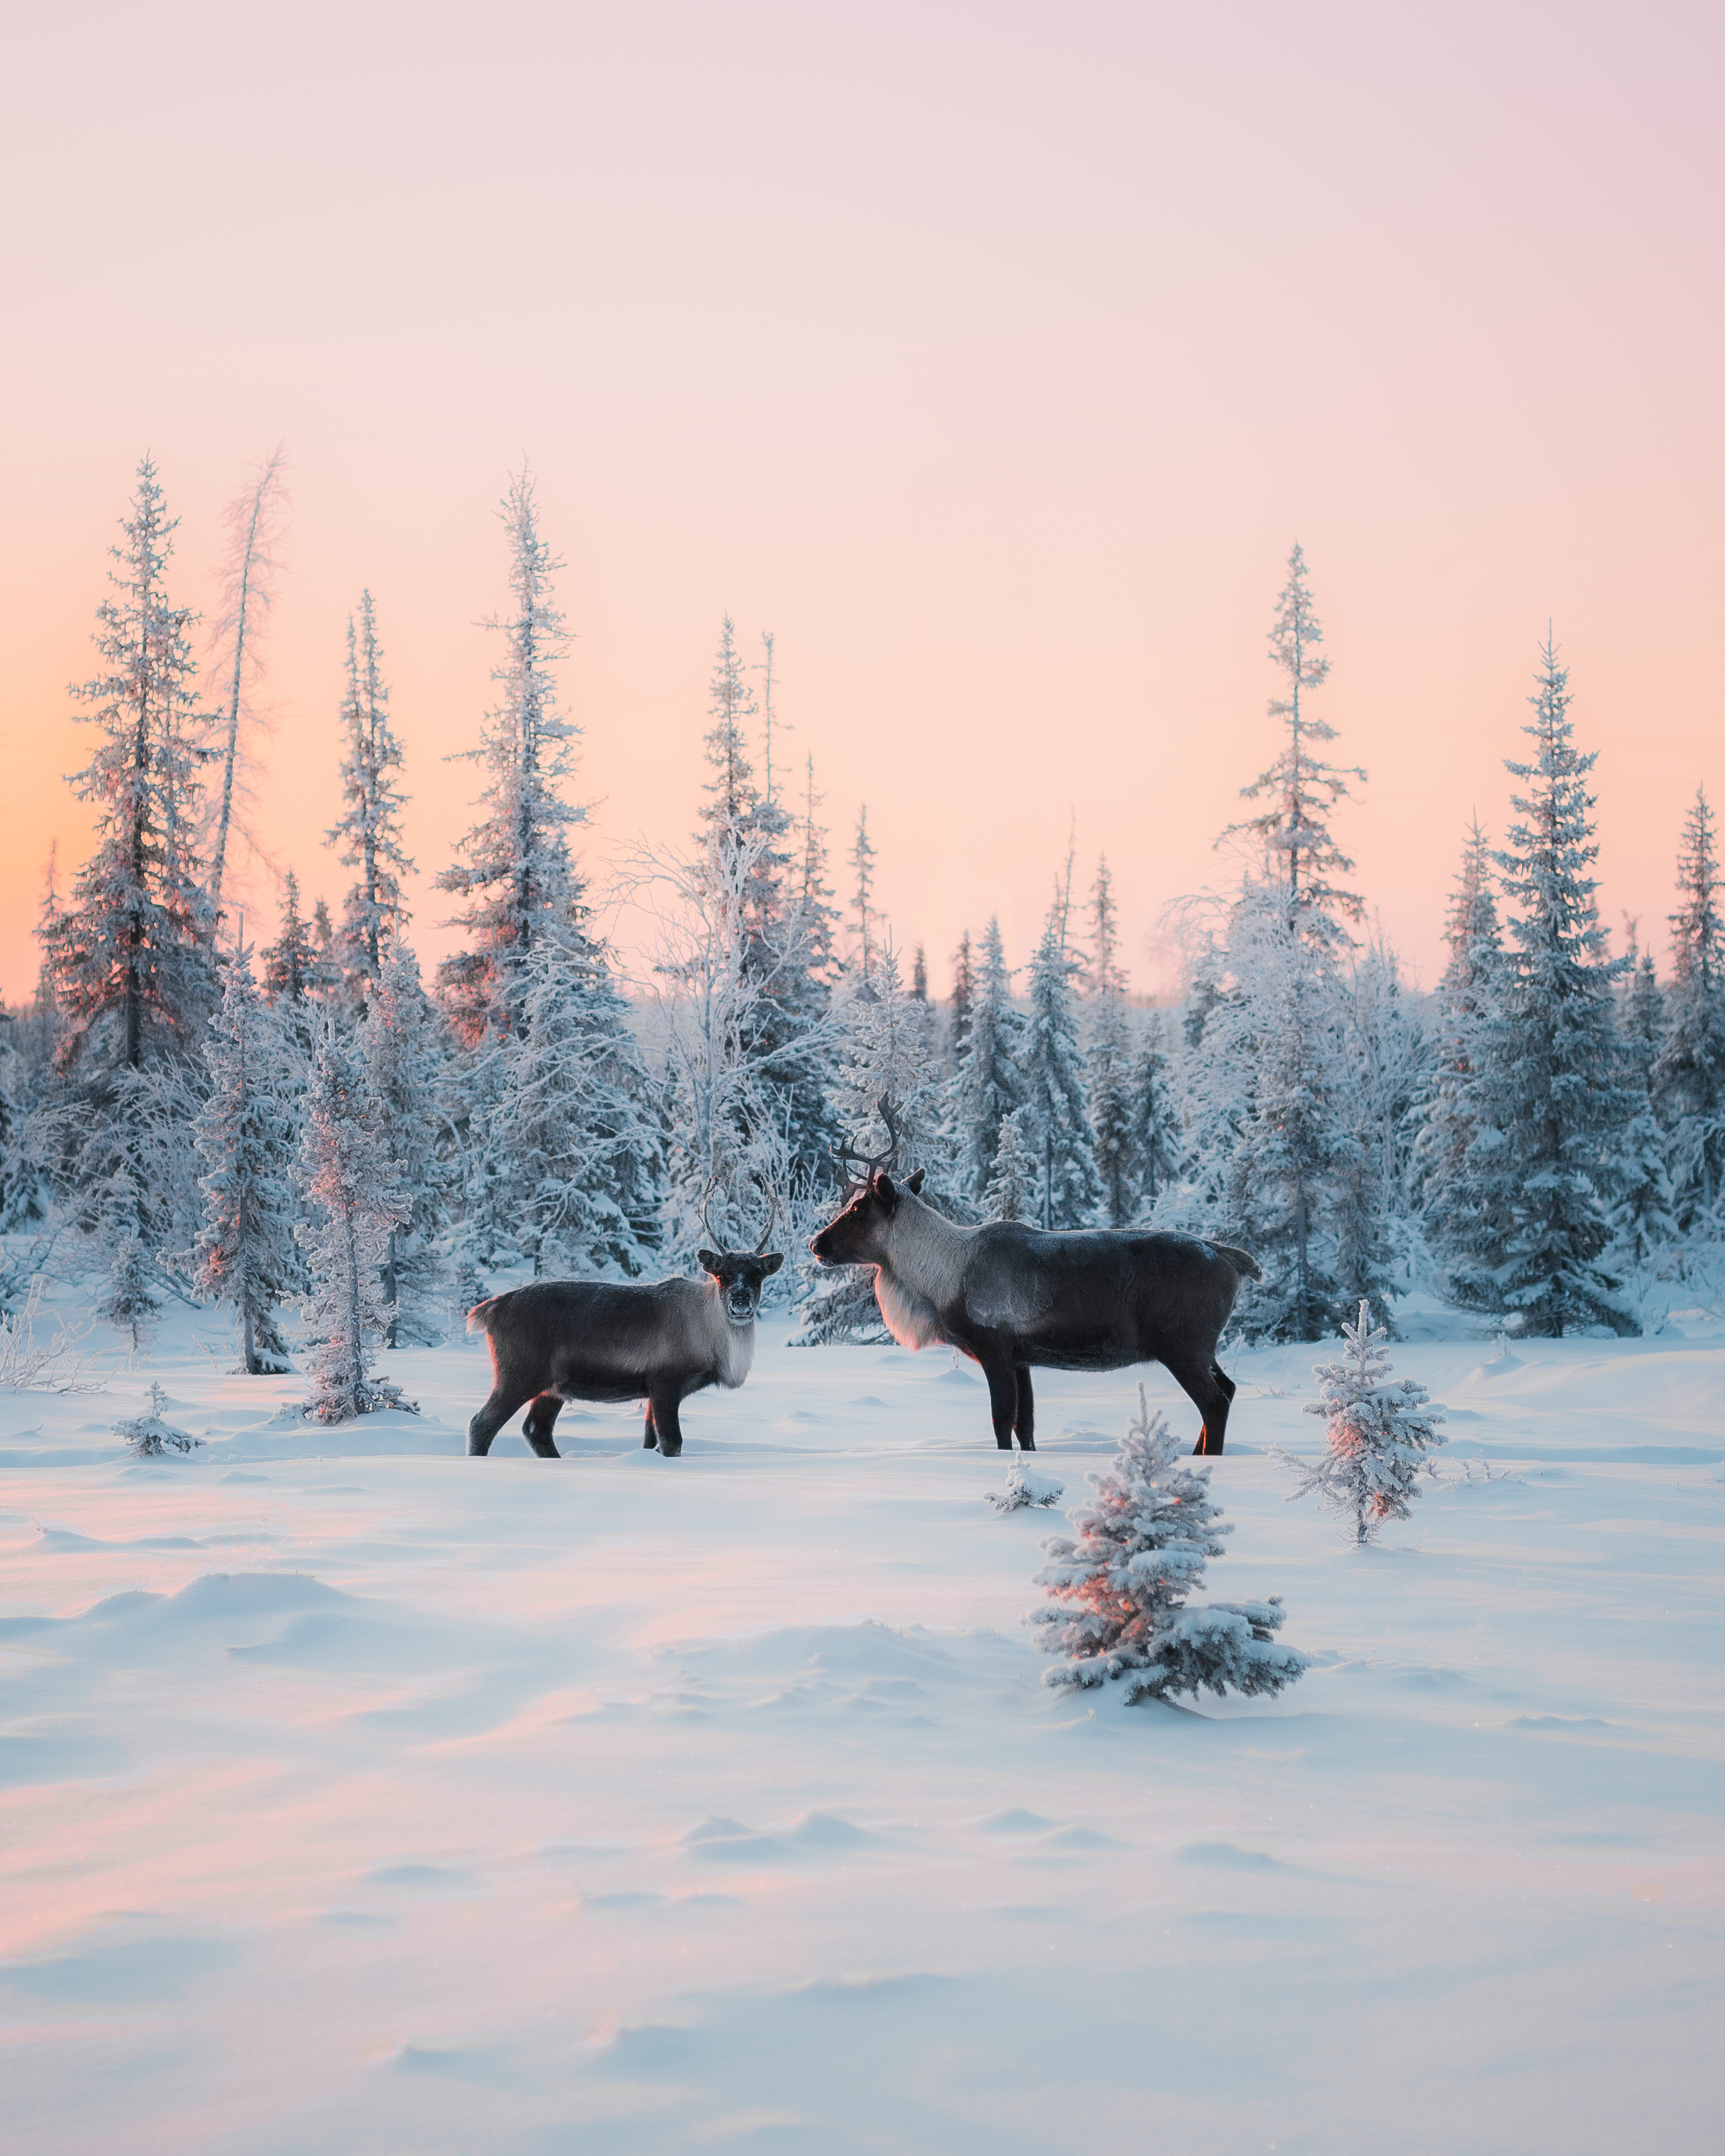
<box><xmin>3</xmin><ymin>1</ymin><xmax>1721</xmax><ymax>1005</ymax></box>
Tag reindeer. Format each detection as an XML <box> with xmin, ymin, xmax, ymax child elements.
<box><xmin>465</xmin><ymin>1198</ymin><xmax>784</xmax><ymax>1458</ymax></box>
<box><xmin>809</xmin><ymin>1105</ymin><xmax>1259</xmax><ymax>1455</ymax></box>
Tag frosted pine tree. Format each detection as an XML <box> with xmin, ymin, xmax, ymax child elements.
<box><xmin>1490</xmin><ymin>639</ymin><xmax>1637</xmax><ymax>1335</ymax></box>
<box><xmin>326</xmin><ymin>592</ymin><xmax>413</xmax><ymax>1009</ymax></box>
<box><xmin>1419</xmin><ymin>821</ymin><xmax>1517</xmax><ymax>1304</ymax></box>
<box><xmin>1025</xmin><ymin>895</ymin><xmax>1103</xmax><ymax>1228</ymax></box>
<box><xmin>1280</xmin><ymin>1300</ymin><xmax>1446</xmax><ymax>1543</ymax></box>
<box><xmin>1221</xmin><ymin>543</ymin><xmax>1366</xmax><ymax>946</ymax></box>
<box><xmin>1612</xmin><ymin>944</ymin><xmax>1676</xmax><ymax>1265</ymax></box>
<box><xmin>40</xmin><ymin>459</ymin><xmax>218</xmax><ymax>1318</ymax></box>
<box><xmin>492</xmin><ymin>932</ymin><xmax>666</xmax><ymax>1280</ymax></box>
<box><xmin>297</xmin><ymin>1015</ymin><xmax>415</xmax><ymax>1423</ymax></box>
<box><xmin>437</xmin><ymin>471</ymin><xmax>582</xmax><ymax>1042</ymax></box>
<box><xmin>189</xmin><ymin>951</ymin><xmax>299</xmax><ymax>1372</ymax></box>
<box><xmin>1084</xmin><ymin>857</ymin><xmax>1139</xmax><ymax>1228</ymax></box>
<box><xmin>802</xmin><ymin>945</ymin><xmax>951</xmax><ymax>1343</ymax></box>
<box><xmin>1131</xmin><ymin>1017</ymin><xmax>1182</xmax><ymax>1217</ymax></box>
<box><xmin>359</xmin><ymin>943</ymin><xmax>451</xmax><ymax>1344</ymax></box>
<box><xmin>1332</xmin><ymin>941</ymin><xmax>1425</xmax><ymax>1329</ymax></box>
<box><xmin>261</xmin><ymin>869</ymin><xmax>319</xmax><ymax>1009</ymax></box>
<box><xmin>982</xmin><ymin>1104</ymin><xmax>1039</xmax><ymax>1221</ymax></box>
<box><xmin>1652</xmin><ymin>786</ymin><xmax>1725</xmax><ymax>1229</ymax></box>
<box><xmin>948</xmin><ymin>929</ymin><xmax>975</xmax><ymax>1072</ymax></box>
<box><xmin>951</xmin><ymin>916</ymin><xmax>1024</xmax><ymax>1202</ymax></box>
<box><xmin>848</xmin><ymin>805</ymin><xmax>878</xmax><ymax>986</ymax></box>
<box><xmin>1033</xmin><ymin>1386</ymin><xmax>1308</xmax><ymax>1703</ymax></box>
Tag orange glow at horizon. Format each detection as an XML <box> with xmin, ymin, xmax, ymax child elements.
<box><xmin>3</xmin><ymin>3</ymin><xmax>1722</xmax><ymax>1007</ymax></box>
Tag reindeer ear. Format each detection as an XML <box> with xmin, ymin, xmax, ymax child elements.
<box><xmin>905</xmin><ymin>1169</ymin><xmax>926</xmax><ymax>1195</ymax></box>
<box><xmin>696</xmin><ymin>1249</ymin><xmax>722</xmax><ymax>1274</ymax></box>
<box><xmin>761</xmin><ymin>1251</ymin><xmax>785</xmax><ymax>1274</ymax></box>
<box><xmin>875</xmin><ymin>1172</ymin><xmax>898</xmax><ymax>1205</ymax></box>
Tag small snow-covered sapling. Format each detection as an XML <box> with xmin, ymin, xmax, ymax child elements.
<box><xmin>985</xmin><ymin>1461</ymin><xmax>1065</xmax><ymax>1513</ymax></box>
<box><xmin>1280</xmin><ymin>1299</ymin><xmax>1446</xmax><ymax>1543</ymax></box>
<box><xmin>1031</xmin><ymin>1385</ymin><xmax>1307</xmax><ymax>1703</ymax></box>
<box><xmin>116</xmin><ymin>1383</ymin><xmax>203</xmax><ymax>1457</ymax></box>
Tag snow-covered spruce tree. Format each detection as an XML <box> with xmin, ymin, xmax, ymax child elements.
<box><xmin>359</xmin><ymin>942</ymin><xmax>452</xmax><ymax>1343</ymax></box>
<box><xmin>1182</xmin><ymin>882</ymin><xmax>1344</xmax><ymax>1341</ymax></box>
<box><xmin>981</xmin><ymin>1104</ymin><xmax>1040</xmax><ymax>1221</ymax></box>
<box><xmin>1332</xmin><ymin>939</ymin><xmax>1426</xmax><ymax>1329</ymax></box>
<box><xmin>262</xmin><ymin>869</ymin><xmax>318</xmax><ymax>1010</ymax></box>
<box><xmin>699</xmin><ymin>628</ymin><xmax>837</xmax><ymax>1195</ymax></box>
<box><xmin>437</xmin><ymin>470</ymin><xmax>581</xmax><ymax>1042</ymax></box>
<box><xmin>1419</xmin><ymin>820</ymin><xmax>1516</xmax><ymax>1303</ymax></box>
<box><xmin>204</xmin><ymin>444</ymin><xmax>290</xmax><ymax>923</ymax></box>
<box><xmin>1025</xmin><ymin>893</ymin><xmax>1103</xmax><ymax>1228</ymax></box>
<box><xmin>1652</xmin><ymin>786</ymin><xmax>1725</xmax><ymax>1230</ymax></box>
<box><xmin>327</xmin><ymin>592</ymin><xmax>412</xmax><ymax>1009</ymax></box>
<box><xmin>848</xmin><ymin>804</ymin><xmax>878</xmax><ymax>987</ymax></box>
<box><xmin>1032</xmin><ymin>1385</ymin><xmax>1309</xmax><ymax>1703</ymax></box>
<box><xmin>439</xmin><ymin>1031</ymin><xmax>515</xmax><ymax>1297</ymax></box>
<box><xmin>951</xmin><ymin>916</ymin><xmax>1025</xmax><ymax>1203</ymax></box>
<box><xmin>1279</xmin><ymin>1299</ymin><xmax>1446</xmax><ymax>1543</ymax></box>
<box><xmin>801</xmin><ymin>944</ymin><xmax>955</xmax><ymax>1343</ymax></box>
<box><xmin>1131</xmin><ymin>1016</ymin><xmax>1183</xmax><ymax>1218</ymax></box>
<box><xmin>1488</xmin><ymin>639</ymin><xmax>1638</xmax><ymax>1335</ymax></box>
<box><xmin>949</xmin><ymin>929</ymin><xmax>975</xmax><ymax>1072</ymax></box>
<box><xmin>1221</xmin><ymin>542</ymin><xmax>1366</xmax><ymax>946</ymax></box>
<box><xmin>40</xmin><ymin>458</ymin><xmax>219</xmax><ymax>1319</ymax></box>
<box><xmin>1085</xmin><ymin>857</ymin><xmax>1140</xmax><ymax>1228</ymax></box>
<box><xmin>189</xmin><ymin>950</ymin><xmax>299</xmax><ymax>1373</ymax></box>
<box><xmin>43</xmin><ymin>458</ymin><xmax>217</xmax><ymax>1074</ymax></box>
<box><xmin>1612</xmin><ymin>943</ymin><xmax>1676</xmax><ymax>1267</ymax></box>
<box><xmin>297</xmin><ymin>1013</ymin><xmax>415</xmax><ymax>1423</ymax></box>
<box><xmin>492</xmin><ymin>931</ymin><xmax>666</xmax><ymax>1281</ymax></box>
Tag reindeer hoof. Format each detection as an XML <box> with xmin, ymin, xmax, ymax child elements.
<box><xmin>1018</xmin><ymin>1438</ymin><xmax>1036</xmax><ymax>1451</ymax></box>
<box><xmin>643</xmin><ymin>1432</ymin><xmax>657</xmax><ymax>1450</ymax></box>
<box><xmin>658</xmin><ymin>1440</ymin><xmax>682</xmax><ymax>1459</ymax></box>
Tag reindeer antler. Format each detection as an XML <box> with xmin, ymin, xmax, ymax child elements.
<box><xmin>698</xmin><ymin>1179</ymin><xmax>722</xmax><ymax>1249</ymax></box>
<box><xmin>753</xmin><ymin>1190</ymin><xmax>783</xmax><ymax>1254</ymax></box>
<box><xmin>831</xmin><ymin>1095</ymin><xmax>902</xmax><ymax>1185</ymax></box>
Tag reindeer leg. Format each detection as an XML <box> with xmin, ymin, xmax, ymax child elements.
<box><xmin>979</xmin><ymin>1354</ymin><xmax>1018</xmax><ymax>1450</ymax></box>
<box><xmin>468</xmin><ymin>1383</ymin><xmax>532</xmax><ymax>1458</ymax></box>
<box><xmin>521</xmin><ymin>1393</ymin><xmax>564</xmax><ymax>1459</ymax></box>
<box><xmin>1166</xmin><ymin>1350</ymin><xmax>1232</xmax><ymax>1457</ymax></box>
<box><xmin>643</xmin><ymin>1401</ymin><xmax>659</xmax><ymax>1450</ymax></box>
<box><xmin>1013</xmin><ymin>1365</ymin><xmax>1036</xmax><ymax>1451</ymax></box>
<box><xmin>648</xmin><ymin>1386</ymin><xmax>685</xmax><ymax>1458</ymax></box>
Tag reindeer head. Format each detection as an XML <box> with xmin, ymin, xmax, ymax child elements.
<box><xmin>809</xmin><ymin>1097</ymin><xmax>926</xmax><ymax>1267</ymax></box>
<box><xmin>697</xmin><ymin>1189</ymin><xmax>785</xmax><ymax>1324</ymax></box>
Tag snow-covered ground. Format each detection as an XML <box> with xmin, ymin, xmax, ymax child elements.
<box><xmin>3</xmin><ymin>1286</ymin><xmax>1722</xmax><ymax>2154</ymax></box>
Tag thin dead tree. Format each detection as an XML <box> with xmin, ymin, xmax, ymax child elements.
<box><xmin>205</xmin><ymin>444</ymin><xmax>290</xmax><ymax>925</ymax></box>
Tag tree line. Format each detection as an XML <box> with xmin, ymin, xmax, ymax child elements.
<box><xmin>1</xmin><ymin>463</ymin><xmax>1720</xmax><ymax>1396</ymax></box>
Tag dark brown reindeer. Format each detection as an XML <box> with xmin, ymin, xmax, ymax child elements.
<box><xmin>809</xmin><ymin>1103</ymin><xmax>1259</xmax><ymax>1455</ymax></box>
<box><xmin>465</xmin><ymin>1196</ymin><xmax>785</xmax><ymax>1458</ymax></box>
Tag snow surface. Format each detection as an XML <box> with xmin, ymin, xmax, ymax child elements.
<box><xmin>3</xmin><ymin>1288</ymin><xmax>1723</xmax><ymax>2153</ymax></box>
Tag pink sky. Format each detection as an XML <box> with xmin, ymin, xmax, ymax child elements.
<box><xmin>3</xmin><ymin>1</ymin><xmax>1721</xmax><ymax>1005</ymax></box>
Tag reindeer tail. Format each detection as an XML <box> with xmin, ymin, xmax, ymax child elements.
<box><xmin>1212</xmin><ymin>1243</ymin><xmax>1263</xmax><ymax>1282</ymax></box>
<box><xmin>466</xmin><ymin>1295</ymin><xmax>505</xmax><ymax>1336</ymax></box>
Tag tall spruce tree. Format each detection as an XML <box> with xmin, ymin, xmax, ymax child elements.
<box><xmin>189</xmin><ymin>950</ymin><xmax>299</xmax><ymax>1373</ymax></box>
<box><xmin>262</xmin><ymin>869</ymin><xmax>318</xmax><ymax>1009</ymax></box>
<box><xmin>1488</xmin><ymin>638</ymin><xmax>1637</xmax><ymax>1334</ymax></box>
<box><xmin>327</xmin><ymin>593</ymin><xmax>412</xmax><ymax>1004</ymax></box>
<box><xmin>1084</xmin><ymin>857</ymin><xmax>1139</xmax><ymax>1228</ymax></box>
<box><xmin>1419</xmin><ymin>820</ymin><xmax>1515</xmax><ymax>1302</ymax></box>
<box><xmin>949</xmin><ymin>930</ymin><xmax>976</xmax><ymax>1071</ymax></box>
<box><xmin>492</xmin><ymin>932</ymin><xmax>666</xmax><ymax>1281</ymax></box>
<box><xmin>298</xmin><ymin>1013</ymin><xmax>415</xmax><ymax>1421</ymax></box>
<box><xmin>1614</xmin><ymin>942</ymin><xmax>1677</xmax><ymax>1266</ymax></box>
<box><xmin>437</xmin><ymin>471</ymin><xmax>581</xmax><ymax>1042</ymax></box>
<box><xmin>1025</xmin><ymin>894</ymin><xmax>1103</xmax><ymax>1228</ymax></box>
<box><xmin>849</xmin><ymin>806</ymin><xmax>877</xmax><ymax>985</ymax></box>
<box><xmin>44</xmin><ymin>456</ymin><xmax>217</xmax><ymax>1075</ymax></box>
<box><xmin>1221</xmin><ymin>544</ymin><xmax>1366</xmax><ymax>945</ymax></box>
<box><xmin>359</xmin><ymin>942</ymin><xmax>451</xmax><ymax>1343</ymax></box>
<box><xmin>41</xmin><ymin>458</ymin><xmax>218</xmax><ymax>1323</ymax></box>
<box><xmin>952</xmin><ymin>916</ymin><xmax>1024</xmax><ymax>1202</ymax></box>
<box><xmin>1652</xmin><ymin>786</ymin><xmax>1725</xmax><ymax>1227</ymax></box>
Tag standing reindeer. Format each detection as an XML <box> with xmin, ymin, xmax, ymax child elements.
<box><xmin>809</xmin><ymin>1104</ymin><xmax>1258</xmax><ymax>1455</ymax></box>
<box><xmin>465</xmin><ymin>1199</ymin><xmax>784</xmax><ymax>1458</ymax></box>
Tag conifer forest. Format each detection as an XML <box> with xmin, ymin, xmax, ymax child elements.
<box><xmin>6</xmin><ymin>458</ymin><xmax>1721</xmax><ymax>1375</ymax></box>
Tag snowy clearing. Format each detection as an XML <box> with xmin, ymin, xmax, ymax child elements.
<box><xmin>3</xmin><ymin>1291</ymin><xmax>1722</xmax><ymax>2155</ymax></box>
